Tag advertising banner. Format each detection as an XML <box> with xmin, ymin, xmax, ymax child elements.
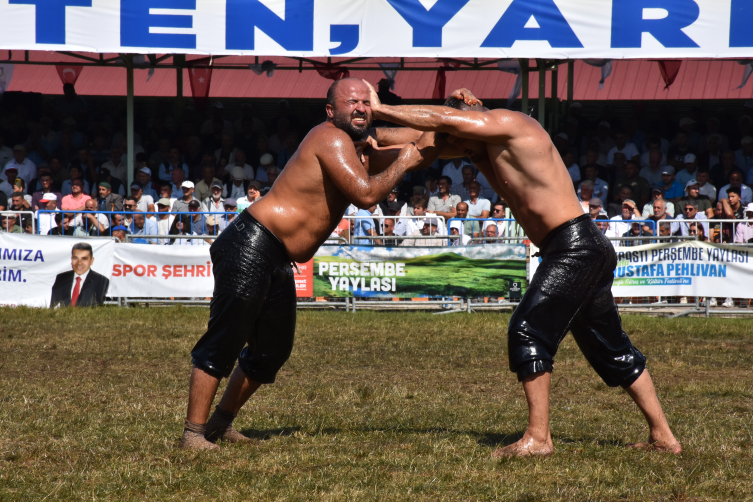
<box><xmin>110</xmin><ymin>244</ymin><xmax>313</xmax><ymax>298</ymax></box>
<box><xmin>0</xmin><ymin>1</ymin><xmax>750</xmax><ymax>59</ymax></box>
<box><xmin>529</xmin><ymin>241</ymin><xmax>753</xmax><ymax>298</ymax></box>
<box><xmin>313</xmin><ymin>244</ymin><xmax>527</xmax><ymax>298</ymax></box>
<box><xmin>0</xmin><ymin>234</ymin><xmax>114</xmax><ymax>308</ymax></box>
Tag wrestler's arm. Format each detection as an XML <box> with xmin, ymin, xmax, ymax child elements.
<box><xmin>321</xmin><ymin>129</ymin><xmax>442</xmax><ymax>208</ymax></box>
<box><xmin>368</xmin><ymin>127</ymin><xmax>465</xmax><ymax>159</ymax></box>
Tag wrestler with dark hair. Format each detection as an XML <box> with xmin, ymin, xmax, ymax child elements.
<box><xmin>180</xmin><ymin>78</ymin><xmax>444</xmax><ymax>449</ymax></box>
<box><xmin>363</xmin><ymin>81</ymin><xmax>681</xmax><ymax>458</ymax></box>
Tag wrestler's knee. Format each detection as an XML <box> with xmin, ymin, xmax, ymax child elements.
<box><xmin>237</xmin><ymin>339</ymin><xmax>294</xmax><ymax>384</ymax></box>
<box><xmin>507</xmin><ymin>314</ymin><xmax>555</xmax><ymax>380</ymax></box>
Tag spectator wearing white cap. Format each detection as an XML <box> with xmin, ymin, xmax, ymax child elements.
<box><xmin>606</xmin><ymin>129</ymin><xmax>640</xmax><ymax>166</ymax></box>
<box><xmin>678</xmin><ymin>179</ymin><xmax>714</xmax><ymax>218</ymax></box>
<box><xmin>3</xmin><ymin>144</ymin><xmax>36</xmax><ymax>185</ymax></box>
<box><xmin>201</xmin><ymin>181</ymin><xmax>225</xmax><ymax>213</ymax></box>
<box><xmin>660</xmin><ymin>166</ymin><xmax>685</xmax><ymax>203</ymax></box>
<box><xmin>719</xmin><ymin>171</ymin><xmax>753</xmax><ymax>205</ymax></box>
<box><xmin>37</xmin><ymin>193</ymin><xmax>59</xmax><ymax>235</ymax></box>
<box><xmin>136</xmin><ymin>167</ymin><xmax>159</xmax><ymax>201</ymax></box>
<box><xmin>448</xmin><ymin>220</ymin><xmax>471</xmax><ymax>246</ymax></box>
<box><xmin>224</xmin><ymin>166</ymin><xmax>249</xmax><ymax>201</ymax></box>
<box><xmin>642</xmin><ymin>186</ymin><xmax>675</xmax><ymax>218</ymax></box>
<box><xmin>172</xmin><ymin>181</ymin><xmax>199</xmax><ymax>213</ymax></box>
<box><xmin>255</xmin><ymin>153</ymin><xmax>275</xmax><ymax>183</ymax></box>
<box><xmin>734</xmin><ymin>203</ymin><xmax>753</xmax><ymax>243</ymax></box>
<box><xmin>738</xmin><ymin>136</ymin><xmax>753</xmax><ymax>177</ymax></box>
<box><xmin>675</xmin><ymin>153</ymin><xmax>699</xmax><ymax>187</ymax></box>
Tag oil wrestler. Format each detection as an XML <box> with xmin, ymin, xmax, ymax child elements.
<box><xmin>364</xmin><ymin>82</ymin><xmax>681</xmax><ymax>457</ymax></box>
<box><xmin>180</xmin><ymin>78</ymin><xmax>443</xmax><ymax>449</ymax></box>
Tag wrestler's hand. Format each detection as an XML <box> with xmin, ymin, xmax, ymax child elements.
<box><xmin>397</xmin><ymin>142</ymin><xmax>424</xmax><ymax>172</ymax></box>
<box><xmin>362</xmin><ymin>80</ymin><xmax>383</xmax><ymax>117</ymax></box>
<box><xmin>449</xmin><ymin>88</ymin><xmax>482</xmax><ymax>107</ymax></box>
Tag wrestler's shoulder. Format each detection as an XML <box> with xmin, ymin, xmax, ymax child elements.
<box><xmin>304</xmin><ymin>122</ymin><xmax>352</xmax><ymax>144</ymax></box>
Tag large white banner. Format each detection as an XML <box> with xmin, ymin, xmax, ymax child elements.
<box><xmin>110</xmin><ymin>243</ymin><xmax>214</xmax><ymax>298</ymax></box>
<box><xmin>0</xmin><ymin>234</ymin><xmax>114</xmax><ymax>307</ymax></box>
<box><xmin>0</xmin><ymin>0</ymin><xmax>751</xmax><ymax>59</ymax></box>
<box><xmin>529</xmin><ymin>241</ymin><xmax>752</xmax><ymax>298</ymax></box>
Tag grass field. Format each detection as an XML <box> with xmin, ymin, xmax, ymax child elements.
<box><xmin>1</xmin><ymin>308</ymin><xmax>752</xmax><ymax>501</ymax></box>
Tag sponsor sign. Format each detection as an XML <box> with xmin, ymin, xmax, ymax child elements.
<box><xmin>0</xmin><ymin>234</ymin><xmax>114</xmax><ymax>307</ymax></box>
<box><xmin>313</xmin><ymin>244</ymin><xmax>527</xmax><ymax>298</ymax></box>
<box><xmin>0</xmin><ymin>1</ymin><xmax>750</xmax><ymax>59</ymax></box>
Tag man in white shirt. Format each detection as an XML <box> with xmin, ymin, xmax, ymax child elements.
<box><xmin>695</xmin><ymin>169</ymin><xmax>717</xmax><ymax>202</ymax></box>
<box><xmin>675</xmin><ymin>153</ymin><xmax>699</xmax><ymax>187</ymax></box>
<box><xmin>719</xmin><ymin>171</ymin><xmax>753</xmax><ymax>205</ymax></box>
<box><xmin>236</xmin><ymin>181</ymin><xmax>263</xmax><ymax>213</ymax></box>
<box><xmin>395</xmin><ymin>200</ymin><xmax>426</xmax><ymax>237</ymax></box>
<box><xmin>578</xmin><ymin>165</ymin><xmax>609</xmax><ymax>201</ymax></box>
<box><xmin>231</xmin><ymin>149</ymin><xmax>255</xmax><ymax>181</ymax></box>
<box><xmin>464</xmin><ymin>181</ymin><xmax>490</xmax><ymax>219</ymax></box>
<box><xmin>672</xmin><ymin>200</ymin><xmax>709</xmax><ymax>237</ymax></box>
<box><xmin>73</xmin><ymin>198</ymin><xmax>109</xmax><ymax>236</ymax></box>
<box><xmin>607</xmin><ymin>199</ymin><xmax>643</xmax><ymax>239</ymax></box>
<box><xmin>3</xmin><ymin>145</ymin><xmax>36</xmax><ymax>185</ymax></box>
<box><xmin>427</xmin><ymin>176</ymin><xmax>461</xmax><ymax>221</ymax></box>
<box><xmin>642</xmin><ymin>187</ymin><xmax>675</xmax><ymax>218</ymax></box>
<box><xmin>225</xmin><ymin>167</ymin><xmax>248</xmax><ymax>201</ymax></box>
<box><xmin>100</xmin><ymin>146</ymin><xmax>128</xmax><ymax>185</ymax></box>
<box><xmin>156</xmin><ymin>198</ymin><xmax>175</xmax><ymax>244</ymax></box>
<box><xmin>201</xmin><ymin>181</ymin><xmax>225</xmax><ymax>213</ymax></box>
<box><xmin>130</xmin><ymin>182</ymin><xmax>155</xmax><ymax>215</ymax></box>
<box><xmin>448</xmin><ymin>220</ymin><xmax>471</xmax><ymax>246</ymax></box>
<box><xmin>37</xmin><ymin>193</ymin><xmax>59</xmax><ymax>235</ymax></box>
<box><xmin>606</xmin><ymin>130</ymin><xmax>640</xmax><ymax>165</ymax></box>
<box><xmin>442</xmin><ymin>158</ymin><xmax>472</xmax><ymax>187</ymax></box>
<box><xmin>159</xmin><ymin>184</ymin><xmax>178</xmax><ymax>211</ymax></box>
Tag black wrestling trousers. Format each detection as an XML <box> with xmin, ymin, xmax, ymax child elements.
<box><xmin>191</xmin><ymin>210</ymin><xmax>296</xmax><ymax>384</ymax></box>
<box><xmin>508</xmin><ymin>214</ymin><xmax>646</xmax><ymax>388</ymax></box>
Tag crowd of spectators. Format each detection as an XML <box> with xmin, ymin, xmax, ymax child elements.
<box><xmin>2</xmin><ymin>84</ymin><xmax>753</xmax><ymax>249</ymax></box>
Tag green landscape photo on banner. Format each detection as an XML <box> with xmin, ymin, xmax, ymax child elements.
<box><xmin>313</xmin><ymin>244</ymin><xmax>527</xmax><ymax>298</ymax></box>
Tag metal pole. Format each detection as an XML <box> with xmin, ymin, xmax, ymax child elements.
<box><xmin>537</xmin><ymin>60</ymin><xmax>546</xmax><ymax>129</ymax></box>
<box><xmin>175</xmin><ymin>54</ymin><xmax>185</xmax><ymax>123</ymax></box>
<box><xmin>519</xmin><ymin>59</ymin><xmax>529</xmax><ymax>114</ymax></box>
<box><xmin>126</xmin><ymin>55</ymin><xmax>135</xmax><ymax>189</ymax></box>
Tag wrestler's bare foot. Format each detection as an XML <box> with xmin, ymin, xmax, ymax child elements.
<box><xmin>179</xmin><ymin>430</ymin><xmax>221</xmax><ymax>450</ymax></box>
<box><xmin>492</xmin><ymin>433</ymin><xmax>554</xmax><ymax>458</ymax></box>
<box><xmin>627</xmin><ymin>436</ymin><xmax>681</xmax><ymax>454</ymax></box>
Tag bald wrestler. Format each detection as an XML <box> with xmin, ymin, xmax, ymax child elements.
<box><xmin>180</xmin><ymin>78</ymin><xmax>443</xmax><ymax>449</ymax></box>
<box><xmin>364</xmin><ymin>82</ymin><xmax>680</xmax><ymax>458</ymax></box>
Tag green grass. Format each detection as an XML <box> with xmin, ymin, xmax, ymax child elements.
<box><xmin>1</xmin><ymin>308</ymin><xmax>752</xmax><ymax>501</ymax></box>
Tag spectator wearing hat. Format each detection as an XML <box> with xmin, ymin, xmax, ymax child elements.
<box><xmin>135</xmin><ymin>167</ymin><xmax>159</xmax><ymax>201</ymax></box>
<box><xmin>710</xmin><ymin>151</ymin><xmax>741</xmax><ymax>191</ymax></box>
<box><xmin>61</xmin><ymin>178</ymin><xmax>91</xmax><ymax>211</ymax></box>
<box><xmin>94</xmin><ymin>167</ymin><xmax>126</xmax><ymax>197</ymax></box>
<box><xmin>224</xmin><ymin>166</ymin><xmax>249</xmax><ymax>201</ymax></box>
<box><xmin>111</xmin><ymin>225</ymin><xmax>129</xmax><ymax>242</ymax></box>
<box><xmin>667</xmin><ymin>131</ymin><xmax>695</xmax><ymax>172</ymax></box>
<box><xmin>379</xmin><ymin>186</ymin><xmax>404</xmax><ymax>216</ymax></box>
<box><xmin>217</xmin><ymin>198</ymin><xmax>238</xmax><ymax>232</ymax></box>
<box><xmin>155</xmin><ymin>198</ymin><xmax>175</xmax><ymax>244</ymax></box>
<box><xmin>173</xmin><ymin>181</ymin><xmax>199</xmax><ymax>213</ymax></box>
<box><xmin>448</xmin><ymin>220</ymin><xmax>471</xmax><ymax>246</ymax></box>
<box><xmin>578</xmin><ymin>164</ymin><xmax>609</xmax><ymax>201</ymax></box>
<box><xmin>37</xmin><ymin>193</ymin><xmax>59</xmax><ymax>235</ymax></box>
<box><xmin>255</xmin><ymin>153</ymin><xmax>275</xmax><ymax>183</ymax></box>
<box><xmin>1</xmin><ymin>213</ymin><xmax>22</xmax><ymax>234</ymax></box>
<box><xmin>695</xmin><ymin>167</ymin><xmax>717</xmax><ymax>202</ymax></box>
<box><xmin>660</xmin><ymin>166</ymin><xmax>685</xmax><ymax>203</ymax></box>
<box><xmin>719</xmin><ymin>171</ymin><xmax>753</xmax><ymax>205</ymax></box>
<box><xmin>606</xmin><ymin>129</ymin><xmax>640</xmax><ymax>165</ymax></box>
<box><xmin>201</xmin><ymin>181</ymin><xmax>225</xmax><ymax>213</ymax></box>
<box><xmin>236</xmin><ymin>181</ymin><xmax>262</xmax><ymax>212</ymax></box>
<box><xmin>678</xmin><ymin>180</ymin><xmax>714</xmax><ymax>218</ymax></box>
<box><xmin>734</xmin><ymin>203</ymin><xmax>753</xmax><ymax>243</ymax></box>
<box><xmin>129</xmin><ymin>211</ymin><xmax>159</xmax><ymax>244</ymax></box>
<box><xmin>675</xmin><ymin>153</ymin><xmax>699</xmax><ymax>187</ymax></box>
<box><xmin>131</xmin><ymin>182</ymin><xmax>155</xmax><ymax>215</ymax></box>
<box><xmin>95</xmin><ymin>180</ymin><xmax>124</xmax><ymax>213</ymax></box>
<box><xmin>4</xmin><ymin>144</ymin><xmax>36</xmax><ymax>185</ymax></box>
<box><xmin>735</xmin><ymin>136</ymin><xmax>753</xmax><ymax>175</ymax></box>
<box><xmin>642</xmin><ymin>186</ymin><xmax>675</xmax><ymax>218</ymax></box>
<box><xmin>228</xmin><ymin>149</ymin><xmax>255</xmax><ymax>181</ymax></box>
<box><xmin>587</xmin><ymin>198</ymin><xmax>604</xmax><ymax>220</ymax></box>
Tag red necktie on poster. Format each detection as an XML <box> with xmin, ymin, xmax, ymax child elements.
<box><xmin>56</xmin><ymin>65</ymin><xmax>83</xmax><ymax>85</ymax></box>
<box><xmin>71</xmin><ymin>277</ymin><xmax>81</xmax><ymax>307</ymax></box>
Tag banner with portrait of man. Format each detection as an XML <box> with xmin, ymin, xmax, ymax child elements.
<box><xmin>0</xmin><ymin>234</ymin><xmax>114</xmax><ymax>308</ymax></box>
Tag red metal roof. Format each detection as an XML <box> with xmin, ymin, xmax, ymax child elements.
<box><xmin>3</xmin><ymin>51</ymin><xmax>753</xmax><ymax>101</ymax></box>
